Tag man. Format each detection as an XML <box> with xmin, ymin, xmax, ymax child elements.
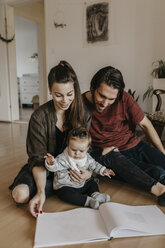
<box><xmin>82</xmin><ymin>66</ymin><xmax>165</xmax><ymax>206</ymax></box>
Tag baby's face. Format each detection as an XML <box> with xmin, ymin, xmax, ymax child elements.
<box><xmin>68</xmin><ymin>139</ymin><xmax>89</xmax><ymax>159</ymax></box>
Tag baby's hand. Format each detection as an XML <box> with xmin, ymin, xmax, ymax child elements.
<box><xmin>44</xmin><ymin>153</ymin><xmax>55</xmax><ymax>165</ymax></box>
<box><xmin>103</xmin><ymin>169</ymin><xmax>115</xmax><ymax>178</ymax></box>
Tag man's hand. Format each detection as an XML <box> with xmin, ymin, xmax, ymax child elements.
<box><xmin>29</xmin><ymin>191</ymin><xmax>45</xmax><ymax>218</ymax></box>
<box><xmin>102</xmin><ymin>168</ymin><xmax>115</xmax><ymax>178</ymax></box>
<box><xmin>102</xmin><ymin>146</ymin><xmax>115</xmax><ymax>155</ymax></box>
<box><xmin>69</xmin><ymin>166</ymin><xmax>92</xmax><ymax>184</ymax></box>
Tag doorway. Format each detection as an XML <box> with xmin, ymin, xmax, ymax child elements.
<box><xmin>14</xmin><ymin>16</ymin><xmax>39</xmax><ymax>122</ymax></box>
<box><xmin>0</xmin><ymin>1</ymin><xmax>46</xmax><ymax>123</ymax></box>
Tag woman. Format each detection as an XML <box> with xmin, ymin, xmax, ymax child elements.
<box><xmin>9</xmin><ymin>61</ymin><xmax>91</xmax><ymax>217</ymax></box>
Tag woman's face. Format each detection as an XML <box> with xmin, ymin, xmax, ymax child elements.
<box><xmin>50</xmin><ymin>82</ymin><xmax>75</xmax><ymax>111</ymax></box>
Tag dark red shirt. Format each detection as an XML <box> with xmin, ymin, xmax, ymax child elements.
<box><xmin>83</xmin><ymin>91</ymin><xmax>144</xmax><ymax>151</ymax></box>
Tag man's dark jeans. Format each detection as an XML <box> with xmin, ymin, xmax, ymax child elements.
<box><xmin>120</xmin><ymin>141</ymin><xmax>165</xmax><ymax>185</ymax></box>
<box><xmin>90</xmin><ymin>146</ymin><xmax>157</xmax><ymax>192</ymax></box>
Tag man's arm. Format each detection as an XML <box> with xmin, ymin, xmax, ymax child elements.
<box><xmin>139</xmin><ymin>116</ymin><xmax>165</xmax><ymax>154</ymax></box>
<box><xmin>102</xmin><ymin>146</ymin><xmax>115</xmax><ymax>155</ymax></box>
<box><xmin>29</xmin><ymin>166</ymin><xmax>46</xmax><ymax>218</ymax></box>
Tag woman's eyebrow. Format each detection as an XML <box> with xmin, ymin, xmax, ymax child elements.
<box><xmin>54</xmin><ymin>90</ymin><xmax>74</xmax><ymax>95</ymax></box>
<box><xmin>54</xmin><ymin>91</ymin><xmax>63</xmax><ymax>95</ymax></box>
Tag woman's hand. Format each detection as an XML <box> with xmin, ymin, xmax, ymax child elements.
<box><xmin>30</xmin><ymin>165</ymin><xmax>47</xmax><ymax>218</ymax></box>
<box><xmin>102</xmin><ymin>169</ymin><xmax>115</xmax><ymax>178</ymax></box>
<box><xmin>29</xmin><ymin>191</ymin><xmax>46</xmax><ymax>218</ymax></box>
<box><xmin>69</xmin><ymin>166</ymin><xmax>92</xmax><ymax>184</ymax></box>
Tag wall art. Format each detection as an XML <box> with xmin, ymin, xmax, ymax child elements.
<box><xmin>84</xmin><ymin>1</ymin><xmax>110</xmax><ymax>45</ymax></box>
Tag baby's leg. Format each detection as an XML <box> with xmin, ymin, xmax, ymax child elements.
<box><xmin>84</xmin><ymin>196</ymin><xmax>99</xmax><ymax>209</ymax></box>
<box><xmin>55</xmin><ymin>186</ymin><xmax>86</xmax><ymax>206</ymax></box>
<box><xmin>91</xmin><ymin>192</ymin><xmax>110</xmax><ymax>203</ymax></box>
<box><xmin>56</xmin><ymin>186</ymin><xmax>100</xmax><ymax>209</ymax></box>
<box><xmin>81</xmin><ymin>177</ymin><xmax>110</xmax><ymax>205</ymax></box>
<box><xmin>83</xmin><ymin>177</ymin><xmax>110</xmax><ymax>203</ymax></box>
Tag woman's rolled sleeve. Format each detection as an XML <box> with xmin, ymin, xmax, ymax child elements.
<box><xmin>26</xmin><ymin>113</ymin><xmax>48</xmax><ymax>170</ymax></box>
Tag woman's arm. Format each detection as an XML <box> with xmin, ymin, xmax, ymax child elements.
<box><xmin>139</xmin><ymin>116</ymin><xmax>165</xmax><ymax>154</ymax></box>
<box><xmin>26</xmin><ymin>103</ymin><xmax>57</xmax><ymax>217</ymax></box>
<box><xmin>27</xmin><ymin>112</ymin><xmax>48</xmax><ymax>217</ymax></box>
<box><xmin>26</xmin><ymin>104</ymin><xmax>57</xmax><ymax>169</ymax></box>
<box><xmin>29</xmin><ymin>166</ymin><xmax>46</xmax><ymax>218</ymax></box>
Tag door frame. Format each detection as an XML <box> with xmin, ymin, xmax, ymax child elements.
<box><xmin>0</xmin><ymin>3</ymin><xmax>19</xmax><ymax>121</ymax></box>
<box><xmin>0</xmin><ymin>1</ymin><xmax>46</xmax><ymax>121</ymax></box>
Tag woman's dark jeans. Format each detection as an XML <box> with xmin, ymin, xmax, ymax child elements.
<box><xmin>90</xmin><ymin>146</ymin><xmax>157</xmax><ymax>192</ymax></box>
<box><xmin>120</xmin><ymin>141</ymin><xmax>165</xmax><ymax>185</ymax></box>
<box><xmin>9</xmin><ymin>164</ymin><xmax>55</xmax><ymax>200</ymax></box>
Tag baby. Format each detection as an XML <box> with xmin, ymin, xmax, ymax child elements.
<box><xmin>45</xmin><ymin>127</ymin><xmax>115</xmax><ymax>209</ymax></box>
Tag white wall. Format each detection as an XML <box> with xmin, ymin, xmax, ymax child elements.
<box><xmin>15</xmin><ymin>16</ymin><xmax>38</xmax><ymax>77</ymax></box>
<box><xmin>44</xmin><ymin>0</ymin><xmax>165</xmax><ymax>112</ymax></box>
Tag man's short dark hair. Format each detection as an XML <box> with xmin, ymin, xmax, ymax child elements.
<box><xmin>90</xmin><ymin>66</ymin><xmax>125</xmax><ymax>97</ymax></box>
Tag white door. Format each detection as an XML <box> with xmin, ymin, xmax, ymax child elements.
<box><xmin>0</xmin><ymin>4</ymin><xmax>19</xmax><ymax>121</ymax></box>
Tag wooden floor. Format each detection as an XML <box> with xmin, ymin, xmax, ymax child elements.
<box><xmin>0</xmin><ymin>122</ymin><xmax>165</xmax><ymax>248</ymax></box>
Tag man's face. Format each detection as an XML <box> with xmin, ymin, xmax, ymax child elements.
<box><xmin>93</xmin><ymin>82</ymin><xmax>119</xmax><ymax>112</ymax></box>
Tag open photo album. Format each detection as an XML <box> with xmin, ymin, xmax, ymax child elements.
<box><xmin>34</xmin><ymin>202</ymin><xmax>165</xmax><ymax>248</ymax></box>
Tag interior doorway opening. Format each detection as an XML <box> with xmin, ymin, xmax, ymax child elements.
<box><xmin>14</xmin><ymin>16</ymin><xmax>39</xmax><ymax>122</ymax></box>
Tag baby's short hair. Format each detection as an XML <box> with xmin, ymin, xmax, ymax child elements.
<box><xmin>67</xmin><ymin>127</ymin><xmax>91</xmax><ymax>146</ymax></box>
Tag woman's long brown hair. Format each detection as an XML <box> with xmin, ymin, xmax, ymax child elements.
<box><xmin>48</xmin><ymin>60</ymin><xmax>85</xmax><ymax>130</ymax></box>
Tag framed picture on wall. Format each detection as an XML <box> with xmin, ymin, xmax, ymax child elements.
<box><xmin>84</xmin><ymin>1</ymin><xmax>110</xmax><ymax>46</ymax></box>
